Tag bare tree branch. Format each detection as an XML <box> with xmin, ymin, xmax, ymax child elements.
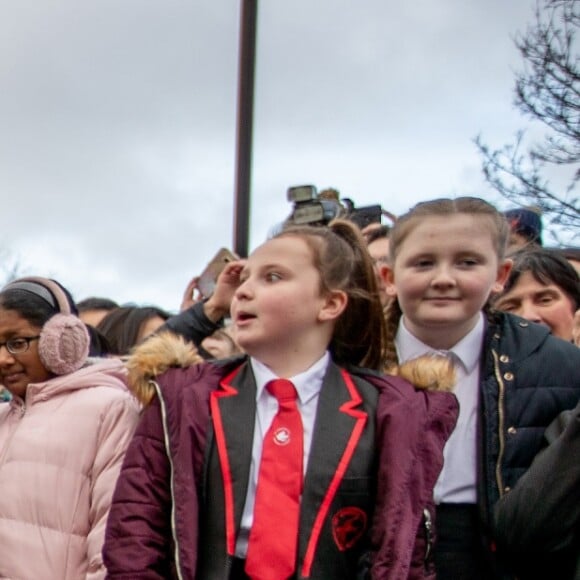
<box><xmin>477</xmin><ymin>0</ymin><xmax>580</xmax><ymax>240</ymax></box>
<box><xmin>0</xmin><ymin>248</ymin><xmax>25</xmax><ymax>286</ymax></box>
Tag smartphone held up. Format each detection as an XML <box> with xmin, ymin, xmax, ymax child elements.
<box><xmin>197</xmin><ymin>248</ymin><xmax>239</xmax><ymax>299</ymax></box>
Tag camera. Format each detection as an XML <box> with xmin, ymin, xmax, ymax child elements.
<box><xmin>285</xmin><ymin>185</ymin><xmax>383</xmax><ymax>229</ymax></box>
<box><xmin>286</xmin><ymin>185</ymin><xmax>345</xmax><ymax>225</ymax></box>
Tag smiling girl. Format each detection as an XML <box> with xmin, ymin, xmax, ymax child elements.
<box><xmin>103</xmin><ymin>220</ymin><xmax>457</xmax><ymax>579</ymax></box>
<box><xmin>382</xmin><ymin>197</ymin><xmax>580</xmax><ymax>579</ymax></box>
<box><xmin>0</xmin><ymin>277</ymin><xmax>139</xmax><ymax>579</ymax></box>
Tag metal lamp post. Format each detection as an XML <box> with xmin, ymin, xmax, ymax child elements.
<box><xmin>233</xmin><ymin>0</ymin><xmax>258</xmax><ymax>258</ymax></box>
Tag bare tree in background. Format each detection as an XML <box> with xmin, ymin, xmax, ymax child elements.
<box><xmin>476</xmin><ymin>0</ymin><xmax>580</xmax><ymax>238</ymax></box>
<box><xmin>0</xmin><ymin>249</ymin><xmax>24</xmax><ymax>286</ymax></box>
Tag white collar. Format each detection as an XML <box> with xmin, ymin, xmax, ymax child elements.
<box><xmin>396</xmin><ymin>313</ymin><xmax>484</xmax><ymax>373</ymax></box>
<box><xmin>250</xmin><ymin>352</ymin><xmax>330</xmax><ymax>405</ymax></box>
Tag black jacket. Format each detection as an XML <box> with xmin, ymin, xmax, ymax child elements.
<box><xmin>160</xmin><ymin>301</ymin><xmax>222</xmax><ymax>349</ymax></box>
<box><xmin>493</xmin><ymin>400</ymin><xmax>580</xmax><ymax>579</ymax></box>
<box><xmin>477</xmin><ymin>312</ymin><xmax>580</xmax><ymax>574</ymax></box>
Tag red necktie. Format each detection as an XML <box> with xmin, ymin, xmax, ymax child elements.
<box><xmin>245</xmin><ymin>379</ymin><xmax>304</xmax><ymax>580</ymax></box>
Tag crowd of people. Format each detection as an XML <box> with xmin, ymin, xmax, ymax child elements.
<box><xmin>0</xmin><ymin>197</ymin><xmax>578</xmax><ymax>579</ymax></box>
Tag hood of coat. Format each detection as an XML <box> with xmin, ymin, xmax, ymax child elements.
<box><xmin>126</xmin><ymin>331</ymin><xmax>205</xmax><ymax>405</ymax></box>
<box><xmin>23</xmin><ymin>357</ymin><xmax>129</xmax><ymax>405</ymax></box>
<box><xmin>125</xmin><ymin>330</ymin><xmax>456</xmax><ymax>404</ymax></box>
<box><xmin>392</xmin><ymin>354</ymin><xmax>456</xmax><ymax>392</ymax></box>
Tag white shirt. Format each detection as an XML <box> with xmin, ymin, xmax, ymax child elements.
<box><xmin>234</xmin><ymin>352</ymin><xmax>329</xmax><ymax>557</ymax></box>
<box><xmin>395</xmin><ymin>314</ymin><xmax>484</xmax><ymax>504</ymax></box>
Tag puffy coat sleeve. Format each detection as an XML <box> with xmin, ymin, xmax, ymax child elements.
<box><xmin>369</xmin><ymin>377</ymin><xmax>458</xmax><ymax>579</ymax></box>
<box><xmin>86</xmin><ymin>392</ymin><xmax>140</xmax><ymax>580</ymax></box>
<box><xmin>103</xmin><ymin>396</ymin><xmax>174</xmax><ymax>579</ymax></box>
<box><xmin>493</xmin><ymin>399</ymin><xmax>580</xmax><ymax>573</ymax></box>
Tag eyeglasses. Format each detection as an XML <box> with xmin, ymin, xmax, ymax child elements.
<box><xmin>0</xmin><ymin>336</ymin><xmax>41</xmax><ymax>355</ymax></box>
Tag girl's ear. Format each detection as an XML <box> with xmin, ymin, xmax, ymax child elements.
<box><xmin>318</xmin><ymin>290</ymin><xmax>348</xmax><ymax>322</ymax></box>
<box><xmin>383</xmin><ymin>265</ymin><xmax>398</xmax><ymax>298</ymax></box>
<box><xmin>492</xmin><ymin>259</ymin><xmax>513</xmax><ymax>294</ymax></box>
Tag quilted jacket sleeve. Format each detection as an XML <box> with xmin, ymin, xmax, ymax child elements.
<box><xmin>369</xmin><ymin>376</ymin><xmax>458</xmax><ymax>579</ymax></box>
<box><xmin>493</xmin><ymin>399</ymin><xmax>580</xmax><ymax>576</ymax></box>
<box><xmin>103</xmin><ymin>397</ymin><xmax>175</xmax><ymax>579</ymax></box>
<box><xmin>86</xmin><ymin>393</ymin><xmax>140</xmax><ymax>580</ymax></box>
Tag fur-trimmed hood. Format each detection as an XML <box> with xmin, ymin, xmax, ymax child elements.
<box><xmin>126</xmin><ymin>331</ymin><xmax>205</xmax><ymax>405</ymax></box>
<box><xmin>125</xmin><ymin>332</ymin><xmax>455</xmax><ymax>406</ymax></box>
<box><xmin>390</xmin><ymin>354</ymin><xmax>456</xmax><ymax>392</ymax></box>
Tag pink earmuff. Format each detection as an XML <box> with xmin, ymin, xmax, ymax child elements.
<box><xmin>3</xmin><ymin>277</ymin><xmax>90</xmax><ymax>375</ymax></box>
<box><xmin>38</xmin><ymin>313</ymin><xmax>90</xmax><ymax>375</ymax></box>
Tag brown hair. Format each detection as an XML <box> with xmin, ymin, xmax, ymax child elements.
<box><xmin>383</xmin><ymin>197</ymin><xmax>510</xmax><ymax>370</ymax></box>
<box><xmin>276</xmin><ymin>219</ymin><xmax>387</xmax><ymax>370</ymax></box>
<box><xmin>96</xmin><ymin>305</ymin><xmax>170</xmax><ymax>356</ymax></box>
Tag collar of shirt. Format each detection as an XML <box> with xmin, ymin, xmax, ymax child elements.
<box><xmin>395</xmin><ymin>312</ymin><xmax>485</xmax><ymax>374</ymax></box>
<box><xmin>250</xmin><ymin>351</ymin><xmax>330</xmax><ymax>405</ymax></box>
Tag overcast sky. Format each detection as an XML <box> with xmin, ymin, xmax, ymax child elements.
<box><xmin>0</xmin><ymin>0</ymin><xmax>539</xmax><ymax>312</ymax></box>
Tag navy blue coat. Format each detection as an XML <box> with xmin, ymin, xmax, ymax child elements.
<box><xmin>477</xmin><ymin>312</ymin><xmax>580</xmax><ymax>573</ymax></box>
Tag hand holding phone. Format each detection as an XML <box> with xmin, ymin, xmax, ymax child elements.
<box><xmin>179</xmin><ymin>276</ymin><xmax>202</xmax><ymax>312</ymax></box>
<box><xmin>198</xmin><ymin>248</ymin><xmax>239</xmax><ymax>299</ymax></box>
<box><xmin>203</xmin><ymin>257</ymin><xmax>245</xmax><ymax>323</ymax></box>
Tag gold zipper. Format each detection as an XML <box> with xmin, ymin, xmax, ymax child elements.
<box><xmin>491</xmin><ymin>350</ymin><xmax>506</xmax><ymax>497</ymax></box>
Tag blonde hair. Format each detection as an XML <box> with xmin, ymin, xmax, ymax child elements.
<box><xmin>389</xmin><ymin>197</ymin><xmax>509</xmax><ymax>263</ymax></box>
<box><xmin>277</xmin><ymin>219</ymin><xmax>387</xmax><ymax>370</ymax></box>
<box><xmin>384</xmin><ymin>197</ymin><xmax>509</xmax><ymax>371</ymax></box>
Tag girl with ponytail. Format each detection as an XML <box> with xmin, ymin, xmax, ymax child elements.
<box><xmin>104</xmin><ymin>220</ymin><xmax>457</xmax><ymax>579</ymax></box>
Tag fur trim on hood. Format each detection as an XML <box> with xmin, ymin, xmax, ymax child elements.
<box><xmin>387</xmin><ymin>354</ymin><xmax>456</xmax><ymax>392</ymax></box>
<box><xmin>126</xmin><ymin>331</ymin><xmax>204</xmax><ymax>405</ymax></box>
<box><xmin>126</xmin><ymin>332</ymin><xmax>455</xmax><ymax>407</ymax></box>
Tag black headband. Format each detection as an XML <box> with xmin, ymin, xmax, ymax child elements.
<box><xmin>3</xmin><ymin>281</ymin><xmax>58</xmax><ymax>309</ymax></box>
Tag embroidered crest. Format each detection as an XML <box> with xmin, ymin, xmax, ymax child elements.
<box><xmin>331</xmin><ymin>507</ymin><xmax>367</xmax><ymax>551</ymax></box>
<box><xmin>273</xmin><ymin>427</ymin><xmax>291</xmax><ymax>446</ymax></box>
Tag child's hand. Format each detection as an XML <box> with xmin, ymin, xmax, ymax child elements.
<box><xmin>204</xmin><ymin>260</ymin><xmax>246</xmax><ymax>322</ymax></box>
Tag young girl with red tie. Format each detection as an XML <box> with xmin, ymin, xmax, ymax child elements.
<box><xmin>103</xmin><ymin>219</ymin><xmax>457</xmax><ymax>579</ymax></box>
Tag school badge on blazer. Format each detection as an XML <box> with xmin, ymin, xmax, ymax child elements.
<box><xmin>331</xmin><ymin>506</ymin><xmax>367</xmax><ymax>551</ymax></box>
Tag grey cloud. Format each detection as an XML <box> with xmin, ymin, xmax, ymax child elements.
<box><xmin>0</xmin><ymin>0</ymin><xmax>537</xmax><ymax>308</ymax></box>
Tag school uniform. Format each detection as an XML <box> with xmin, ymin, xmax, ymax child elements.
<box><xmin>103</xmin><ymin>336</ymin><xmax>458</xmax><ymax>579</ymax></box>
<box><xmin>395</xmin><ymin>311</ymin><xmax>580</xmax><ymax>579</ymax></box>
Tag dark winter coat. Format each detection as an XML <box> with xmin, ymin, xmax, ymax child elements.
<box><xmin>477</xmin><ymin>312</ymin><xmax>580</xmax><ymax>573</ymax></box>
<box><xmin>493</xmin><ymin>399</ymin><xmax>580</xmax><ymax>579</ymax></box>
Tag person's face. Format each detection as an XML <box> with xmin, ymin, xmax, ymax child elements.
<box><xmin>201</xmin><ymin>328</ymin><xmax>239</xmax><ymax>359</ymax></box>
<box><xmin>79</xmin><ymin>308</ymin><xmax>110</xmax><ymax>328</ymax></box>
<box><xmin>566</xmin><ymin>257</ymin><xmax>580</xmax><ymax>276</ymax></box>
<box><xmin>367</xmin><ymin>237</ymin><xmax>390</xmax><ymax>306</ymax></box>
<box><xmin>137</xmin><ymin>315</ymin><xmax>166</xmax><ymax>343</ymax></box>
<box><xmin>0</xmin><ymin>308</ymin><xmax>51</xmax><ymax>399</ymax></box>
<box><xmin>494</xmin><ymin>271</ymin><xmax>576</xmax><ymax>340</ymax></box>
<box><xmin>386</xmin><ymin>214</ymin><xmax>511</xmax><ymax>349</ymax></box>
<box><xmin>231</xmin><ymin>236</ymin><xmax>345</xmax><ymax>370</ymax></box>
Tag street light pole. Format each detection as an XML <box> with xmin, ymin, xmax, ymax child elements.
<box><xmin>233</xmin><ymin>0</ymin><xmax>258</xmax><ymax>258</ymax></box>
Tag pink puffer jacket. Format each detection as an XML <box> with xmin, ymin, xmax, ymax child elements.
<box><xmin>0</xmin><ymin>358</ymin><xmax>140</xmax><ymax>580</ymax></box>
